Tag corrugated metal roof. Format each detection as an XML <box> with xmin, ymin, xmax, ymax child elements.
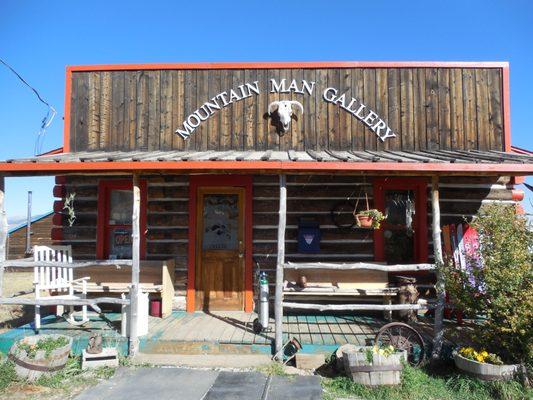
<box><xmin>5</xmin><ymin>149</ymin><xmax>533</xmax><ymax>164</ymax></box>
<box><xmin>8</xmin><ymin>211</ymin><xmax>54</xmax><ymax>235</ymax></box>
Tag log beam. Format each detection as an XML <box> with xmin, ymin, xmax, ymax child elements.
<box><xmin>0</xmin><ymin>297</ymin><xmax>129</xmax><ymax>306</ymax></box>
<box><xmin>431</xmin><ymin>175</ymin><xmax>445</xmax><ymax>361</ymax></box>
<box><xmin>129</xmin><ymin>173</ymin><xmax>141</xmax><ymax>356</ymax></box>
<box><xmin>0</xmin><ymin>177</ymin><xmax>6</xmax><ymax>298</ymax></box>
<box><xmin>274</xmin><ymin>174</ymin><xmax>287</xmax><ymax>356</ymax></box>
<box><xmin>284</xmin><ymin>262</ymin><xmax>435</xmax><ymax>272</ymax></box>
<box><xmin>282</xmin><ymin>302</ymin><xmax>431</xmax><ymax>312</ymax></box>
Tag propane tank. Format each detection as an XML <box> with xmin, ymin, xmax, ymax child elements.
<box><xmin>259</xmin><ymin>271</ymin><xmax>269</xmax><ymax>328</ymax></box>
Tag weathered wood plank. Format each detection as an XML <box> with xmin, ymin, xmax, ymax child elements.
<box><xmin>475</xmin><ymin>69</ymin><xmax>490</xmax><ymax>150</ymax></box>
<box><xmin>431</xmin><ymin>175</ymin><xmax>445</xmax><ymax>361</ymax></box>
<box><xmin>462</xmin><ymin>69</ymin><xmax>478</xmax><ymax>149</ymax></box>
<box><xmin>387</xmin><ymin>69</ymin><xmax>401</xmax><ymax>151</ymax></box>
<box><xmin>425</xmin><ymin>69</ymin><xmax>439</xmax><ymax>150</ymax></box>
<box><xmin>450</xmin><ymin>69</ymin><xmax>464</xmax><ymax>150</ymax></box>
<box><xmin>160</xmin><ymin>70</ymin><xmax>173</xmax><ymax>150</ymax></box>
<box><xmin>437</xmin><ymin>69</ymin><xmax>451</xmax><ymax>150</ymax></box>
<box><xmin>111</xmin><ymin>71</ymin><xmax>125</xmax><ymax>151</ymax></box>
<box><xmin>487</xmin><ymin>68</ymin><xmax>503</xmax><ymax>151</ymax></box>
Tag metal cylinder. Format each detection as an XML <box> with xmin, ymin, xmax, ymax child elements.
<box><xmin>259</xmin><ymin>272</ymin><xmax>269</xmax><ymax>328</ymax></box>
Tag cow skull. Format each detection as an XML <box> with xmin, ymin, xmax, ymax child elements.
<box><xmin>268</xmin><ymin>100</ymin><xmax>304</xmax><ymax>133</ymax></box>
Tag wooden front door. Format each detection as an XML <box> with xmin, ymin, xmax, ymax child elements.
<box><xmin>195</xmin><ymin>187</ymin><xmax>245</xmax><ymax>311</ymax></box>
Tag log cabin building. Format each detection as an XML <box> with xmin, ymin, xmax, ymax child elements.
<box><xmin>0</xmin><ymin>62</ymin><xmax>532</xmax><ymax>349</ymax></box>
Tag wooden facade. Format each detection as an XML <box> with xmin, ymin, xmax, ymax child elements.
<box><xmin>67</xmin><ymin>65</ymin><xmax>507</xmax><ymax>153</ymax></box>
<box><xmin>52</xmin><ymin>173</ymin><xmax>518</xmax><ymax>307</ymax></box>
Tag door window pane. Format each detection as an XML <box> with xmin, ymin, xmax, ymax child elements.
<box><xmin>384</xmin><ymin>190</ymin><xmax>416</xmax><ymax>264</ymax></box>
<box><xmin>108</xmin><ymin>227</ymin><xmax>132</xmax><ymax>259</ymax></box>
<box><xmin>109</xmin><ymin>190</ymin><xmax>133</xmax><ymax>225</ymax></box>
<box><xmin>202</xmin><ymin>194</ymin><xmax>239</xmax><ymax>250</ymax></box>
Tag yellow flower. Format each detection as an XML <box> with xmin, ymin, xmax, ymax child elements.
<box><xmin>476</xmin><ymin>354</ymin><xmax>485</xmax><ymax>362</ymax></box>
<box><xmin>481</xmin><ymin>351</ymin><xmax>489</xmax><ymax>357</ymax></box>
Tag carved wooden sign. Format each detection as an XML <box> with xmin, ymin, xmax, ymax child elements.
<box><xmin>175</xmin><ymin>79</ymin><xmax>396</xmax><ymax>142</ymax></box>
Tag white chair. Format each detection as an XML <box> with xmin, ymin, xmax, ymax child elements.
<box><xmin>33</xmin><ymin>245</ymin><xmax>90</xmax><ymax>330</ymax></box>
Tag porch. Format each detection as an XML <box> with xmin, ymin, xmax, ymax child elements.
<box><xmin>0</xmin><ymin>310</ymin><xmax>456</xmax><ymax>358</ymax></box>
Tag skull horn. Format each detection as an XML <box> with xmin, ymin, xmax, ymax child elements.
<box><xmin>289</xmin><ymin>101</ymin><xmax>304</xmax><ymax>114</ymax></box>
<box><xmin>268</xmin><ymin>101</ymin><xmax>280</xmax><ymax>115</ymax></box>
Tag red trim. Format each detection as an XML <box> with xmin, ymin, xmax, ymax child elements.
<box><xmin>502</xmin><ymin>65</ymin><xmax>511</xmax><ymax>152</ymax></box>
<box><xmin>53</xmin><ymin>200</ymin><xmax>64</xmax><ymax>213</ymax></box>
<box><xmin>37</xmin><ymin>147</ymin><xmax>63</xmax><ymax>156</ymax></box>
<box><xmin>511</xmin><ymin>145</ymin><xmax>533</xmax><ymax>156</ymax></box>
<box><xmin>187</xmin><ymin>175</ymin><xmax>253</xmax><ymax>313</ymax></box>
<box><xmin>53</xmin><ymin>185</ymin><xmax>65</xmax><ymax>198</ymax></box>
<box><xmin>51</xmin><ymin>227</ymin><xmax>63</xmax><ymax>241</ymax></box>
<box><xmin>63</xmin><ymin>68</ymin><xmax>72</xmax><ymax>153</ymax></box>
<box><xmin>96</xmin><ymin>179</ymin><xmax>147</xmax><ymax>259</ymax></box>
<box><xmin>52</xmin><ymin>213</ymin><xmax>63</xmax><ymax>226</ymax></box>
<box><xmin>373</xmin><ymin>178</ymin><xmax>429</xmax><ymax>263</ymax></box>
<box><xmin>511</xmin><ymin>189</ymin><xmax>525</xmax><ymax>202</ymax></box>
<box><xmin>67</xmin><ymin>61</ymin><xmax>508</xmax><ymax>73</ymax></box>
<box><xmin>0</xmin><ymin>161</ymin><xmax>531</xmax><ymax>175</ymax></box>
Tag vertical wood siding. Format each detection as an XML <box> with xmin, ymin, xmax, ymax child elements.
<box><xmin>69</xmin><ymin>68</ymin><xmax>505</xmax><ymax>152</ymax></box>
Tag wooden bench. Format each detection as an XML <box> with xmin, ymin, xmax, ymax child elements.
<box><xmin>73</xmin><ymin>259</ymin><xmax>175</xmax><ymax>318</ymax></box>
<box><xmin>283</xmin><ymin>269</ymin><xmax>397</xmax><ymax>320</ymax></box>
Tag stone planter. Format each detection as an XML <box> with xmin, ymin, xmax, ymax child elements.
<box><xmin>342</xmin><ymin>345</ymin><xmax>406</xmax><ymax>386</ymax></box>
<box><xmin>454</xmin><ymin>352</ymin><xmax>519</xmax><ymax>381</ymax></box>
<box><xmin>9</xmin><ymin>335</ymin><xmax>72</xmax><ymax>382</ymax></box>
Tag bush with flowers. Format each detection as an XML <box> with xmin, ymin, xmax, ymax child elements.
<box><xmin>440</xmin><ymin>204</ymin><xmax>533</xmax><ymax>366</ymax></box>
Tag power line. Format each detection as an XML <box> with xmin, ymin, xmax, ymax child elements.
<box><xmin>0</xmin><ymin>58</ymin><xmax>56</xmax><ymax>155</ymax></box>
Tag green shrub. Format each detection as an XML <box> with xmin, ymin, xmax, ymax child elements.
<box><xmin>440</xmin><ymin>204</ymin><xmax>533</xmax><ymax>364</ymax></box>
<box><xmin>0</xmin><ymin>361</ymin><xmax>17</xmax><ymax>391</ymax></box>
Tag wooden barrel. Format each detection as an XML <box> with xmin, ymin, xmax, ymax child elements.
<box><xmin>342</xmin><ymin>345</ymin><xmax>406</xmax><ymax>386</ymax></box>
<box><xmin>454</xmin><ymin>353</ymin><xmax>519</xmax><ymax>381</ymax></box>
<box><xmin>9</xmin><ymin>335</ymin><xmax>72</xmax><ymax>382</ymax></box>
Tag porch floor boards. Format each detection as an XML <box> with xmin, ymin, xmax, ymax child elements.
<box><xmin>155</xmin><ymin>311</ymin><xmax>382</xmax><ymax>347</ymax></box>
<box><xmin>1</xmin><ymin>311</ymin><xmax>459</xmax><ymax>356</ymax></box>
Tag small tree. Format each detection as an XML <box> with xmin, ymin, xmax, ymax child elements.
<box><xmin>441</xmin><ymin>204</ymin><xmax>533</xmax><ymax>365</ymax></box>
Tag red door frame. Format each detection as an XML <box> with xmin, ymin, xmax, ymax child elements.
<box><xmin>373</xmin><ymin>178</ymin><xmax>428</xmax><ymax>263</ymax></box>
<box><xmin>96</xmin><ymin>179</ymin><xmax>147</xmax><ymax>259</ymax></box>
<box><xmin>187</xmin><ymin>175</ymin><xmax>253</xmax><ymax>313</ymax></box>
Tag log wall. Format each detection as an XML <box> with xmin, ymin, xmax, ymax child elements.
<box><xmin>52</xmin><ymin>174</ymin><xmax>516</xmax><ymax>306</ymax></box>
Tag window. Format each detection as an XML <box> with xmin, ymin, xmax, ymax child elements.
<box><xmin>97</xmin><ymin>180</ymin><xmax>147</xmax><ymax>259</ymax></box>
<box><xmin>373</xmin><ymin>178</ymin><xmax>428</xmax><ymax>264</ymax></box>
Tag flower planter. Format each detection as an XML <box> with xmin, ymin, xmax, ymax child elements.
<box><xmin>342</xmin><ymin>345</ymin><xmax>406</xmax><ymax>386</ymax></box>
<box><xmin>9</xmin><ymin>335</ymin><xmax>72</xmax><ymax>382</ymax></box>
<box><xmin>454</xmin><ymin>352</ymin><xmax>519</xmax><ymax>381</ymax></box>
<box><xmin>355</xmin><ymin>214</ymin><xmax>373</xmax><ymax>228</ymax></box>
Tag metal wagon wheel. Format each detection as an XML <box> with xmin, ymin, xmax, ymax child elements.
<box><xmin>374</xmin><ymin>322</ymin><xmax>426</xmax><ymax>367</ymax></box>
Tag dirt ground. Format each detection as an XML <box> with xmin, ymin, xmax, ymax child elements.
<box><xmin>0</xmin><ymin>271</ymin><xmax>35</xmax><ymax>333</ymax></box>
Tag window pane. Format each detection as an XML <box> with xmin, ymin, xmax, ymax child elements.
<box><xmin>109</xmin><ymin>189</ymin><xmax>133</xmax><ymax>225</ymax></box>
<box><xmin>108</xmin><ymin>227</ymin><xmax>132</xmax><ymax>259</ymax></box>
<box><xmin>202</xmin><ymin>194</ymin><xmax>239</xmax><ymax>250</ymax></box>
<box><xmin>384</xmin><ymin>190</ymin><xmax>416</xmax><ymax>264</ymax></box>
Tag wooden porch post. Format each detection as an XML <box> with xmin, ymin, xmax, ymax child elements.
<box><xmin>431</xmin><ymin>175</ymin><xmax>445</xmax><ymax>361</ymax></box>
<box><xmin>274</xmin><ymin>174</ymin><xmax>287</xmax><ymax>355</ymax></box>
<box><xmin>129</xmin><ymin>173</ymin><xmax>141</xmax><ymax>356</ymax></box>
<box><xmin>0</xmin><ymin>177</ymin><xmax>7</xmax><ymax>298</ymax></box>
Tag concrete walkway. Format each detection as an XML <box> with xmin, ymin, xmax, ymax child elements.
<box><xmin>75</xmin><ymin>367</ymin><xmax>323</xmax><ymax>400</ymax></box>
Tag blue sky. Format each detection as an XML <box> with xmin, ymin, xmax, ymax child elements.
<box><xmin>1</xmin><ymin>0</ymin><xmax>532</xmax><ymax>223</ymax></box>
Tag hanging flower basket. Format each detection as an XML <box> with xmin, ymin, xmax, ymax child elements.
<box><xmin>351</xmin><ymin>189</ymin><xmax>385</xmax><ymax>229</ymax></box>
<box><xmin>354</xmin><ymin>209</ymin><xmax>385</xmax><ymax>229</ymax></box>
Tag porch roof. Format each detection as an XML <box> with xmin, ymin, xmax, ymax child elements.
<box><xmin>0</xmin><ymin>149</ymin><xmax>532</xmax><ymax>176</ymax></box>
